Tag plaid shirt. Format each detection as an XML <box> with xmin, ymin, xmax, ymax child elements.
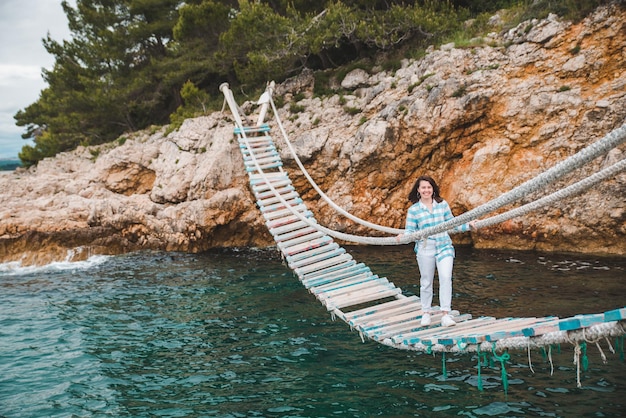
<box><xmin>405</xmin><ymin>199</ymin><xmax>469</xmax><ymax>261</ymax></box>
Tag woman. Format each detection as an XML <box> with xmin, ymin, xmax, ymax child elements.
<box><xmin>402</xmin><ymin>175</ymin><xmax>476</xmax><ymax>327</ymax></box>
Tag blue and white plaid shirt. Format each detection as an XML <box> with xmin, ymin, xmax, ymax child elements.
<box><xmin>405</xmin><ymin>199</ymin><xmax>470</xmax><ymax>261</ymax></box>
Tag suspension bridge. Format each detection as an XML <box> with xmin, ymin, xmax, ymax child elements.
<box><xmin>219</xmin><ymin>82</ymin><xmax>625</xmax><ymax>386</ymax></box>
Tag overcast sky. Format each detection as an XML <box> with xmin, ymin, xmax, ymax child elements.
<box><xmin>0</xmin><ymin>0</ymin><xmax>72</xmax><ymax>159</ymax></box>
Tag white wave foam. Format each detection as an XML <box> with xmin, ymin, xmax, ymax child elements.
<box><xmin>0</xmin><ymin>253</ymin><xmax>111</xmax><ymax>276</ymax></box>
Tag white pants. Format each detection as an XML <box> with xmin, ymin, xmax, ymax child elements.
<box><xmin>416</xmin><ymin>239</ymin><xmax>454</xmax><ymax>312</ymax></box>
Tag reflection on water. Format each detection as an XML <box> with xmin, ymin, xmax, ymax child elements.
<box><xmin>0</xmin><ymin>246</ymin><xmax>624</xmax><ymax>417</ymax></box>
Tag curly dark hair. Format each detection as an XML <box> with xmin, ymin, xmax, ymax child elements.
<box><xmin>408</xmin><ymin>175</ymin><xmax>443</xmax><ymax>203</ymax></box>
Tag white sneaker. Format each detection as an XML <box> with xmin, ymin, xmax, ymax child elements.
<box><xmin>441</xmin><ymin>314</ymin><xmax>456</xmax><ymax>327</ymax></box>
<box><xmin>421</xmin><ymin>313</ymin><xmax>431</xmax><ymax>326</ymax></box>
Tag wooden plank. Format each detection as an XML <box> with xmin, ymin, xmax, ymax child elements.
<box><xmin>238</xmin><ymin>136</ymin><xmax>274</xmax><ymax>149</ymax></box>
<box><xmin>255</xmin><ymin>185</ymin><xmax>297</xmax><ymax>199</ymax></box>
<box><xmin>245</xmin><ymin>155</ymin><xmax>283</xmax><ymax>168</ymax></box>
<box><xmin>266</xmin><ymin>211</ymin><xmax>314</xmax><ymax>230</ymax></box>
<box><xmin>604</xmin><ymin>307</ymin><xmax>626</xmax><ymax>322</ymax></box>
<box><xmin>294</xmin><ymin>253</ymin><xmax>354</xmax><ymax>276</ymax></box>
<box><xmin>246</xmin><ymin>162</ymin><xmax>282</xmax><ymax>172</ymax></box>
<box><xmin>250</xmin><ymin>180</ymin><xmax>292</xmax><ymax>195</ymax></box>
<box><xmin>522</xmin><ymin>317</ymin><xmax>561</xmax><ymax>337</ymax></box>
<box><xmin>485</xmin><ymin>317</ymin><xmax>544</xmax><ymax>342</ymax></box>
<box><xmin>370</xmin><ymin>310</ymin><xmax>462</xmax><ymax>341</ymax></box>
<box><xmin>277</xmin><ymin>231</ymin><xmax>325</xmax><ymax>249</ymax></box>
<box><xmin>300</xmin><ymin>260</ymin><xmax>362</xmax><ymax>282</ymax></box>
<box><xmin>417</xmin><ymin>314</ymin><xmax>476</xmax><ymax>346</ymax></box>
<box><xmin>260</xmin><ymin>198</ymin><xmax>305</xmax><ymax>214</ymax></box>
<box><xmin>325</xmin><ymin>288</ymin><xmax>402</xmax><ymax>310</ymax></box>
<box><xmin>288</xmin><ymin>247</ymin><xmax>346</xmax><ymax>269</ymax></box>
<box><xmin>249</xmin><ymin>172</ymin><xmax>288</xmax><ymax>185</ymax></box>
<box><xmin>340</xmin><ymin>296</ymin><xmax>420</xmax><ymax>323</ymax></box>
<box><xmin>370</xmin><ymin>316</ymin><xmax>434</xmax><ymax>341</ymax></box>
<box><xmin>234</xmin><ymin>124</ymin><xmax>270</xmax><ymax>134</ymax></box>
<box><xmin>323</xmin><ymin>283</ymin><xmax>396</xmax><ymax>305</ymax></box>
<box><xmin>310</xmin><ymin>272</ymin><xmax>376</xmax><ymax>294</ymax></box>
<box><xmin>240</xmin><ymin>142</ymin><xmax>274</xmax><ymax>151</ymax></box>
<box><xmin>558</xmin><ymin>313</ymin><xmax>606</xmax><ymax>331</ymax></box>
<box><xmin>302</xmin><ymin>263</ymin><xmax>371</xmax><ymax>287</ymax></box>
<box><xmin>286</xmin><ymin>242</ymin><xmax>340</xmax><ymax>264</ymax></box>
<box><xmin>279</xmin><ymin>236</ymin><xmax>333</xmax><ymax>256</ymax></box>
<box><xmin>395</xmin><ymin>316</ymin><xmax>496</xmax><ymax>345</ymax></box>
<box><xmin>269</xmin><ymin>219</ymin><xmax>313</xmax><ymax>236</ymax></box>
<box><xmin>257</xmin><ymin>191</ymin><xmax>300</xmax><ymax>207</ymax></box>
<box><xmin>317</xmin><ymin>277</ymin><xmax>388</xmax><ymax>300</ymax></box>
<box><xmin>358</xmin><ymin>307</ymin><xmax>427</xmax><ymax>331</ymax></box>
<box><xmin>243</xmin><ymin>149</ymin><xmax>279</xmax><ymax>161</ymax></box>
<box><xmin>245</xmin><ymin>161</ymin><xmax>283</xmax><ymax>172</ymax></box>
<box><xmin>348</xmin><ymin>300</ymin><xmax>422</xmax><ymax>328</ymax></box>
<box><xmin>253</xmin><ymin>181</ymin><xmax>293</xmax><ymax>194</ymax></box>
<box><xmin>360</xmin><ymin>309</ymin><xmax>432</xmax><ymax>334</ymax></box>
<box><xmin>242</xmin><ymin>143</ymin><xmax>276</xmax><ymax>152</ymax></box>
<box><xmin>258</xmin><ymin>197</ymin><xmax>302</xmax><ymax>212</ymax></box>
<box><xmin>431</xmin><ymin>317</ymin><xmax>499</xmax><ymax>346</ymax></box>
<box><xmin>241</xmin><ymin>143</ymin><xmax>276</xmax><ymax>154</ymax></box>
<box><xmin>460</xmin><ymin>317</ymin><xmax>540</xmax><ymax>344</ymax></box>
<box><xmin>263</xmin><ymin>204</ymin><xmax>310</xmax><ymax>222</ymax></box>
<box><xmin>255</xmin><ymin>185</ymin><xmax>294</xmax><ymax>200</ymax></box>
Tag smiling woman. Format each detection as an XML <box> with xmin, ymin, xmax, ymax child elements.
<box><xmin>0</xmin><ymin>0</ymin><xmax>70</xmax><ymax>159</ymax></box>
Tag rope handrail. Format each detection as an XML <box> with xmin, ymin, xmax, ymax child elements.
<box><xmin>468</xmin><ymin>158</ymin><xmax>626</xmax><ymax>230</ymax></box>
<box><xmin>221</xmin><ymin>82</ymin><xmax>626</xmax><ymax>245</ymax></box>
<box><xmin>413</xmin><ymin>122</ymin><xmax>626</xmax><ymax>243</ymax></box>
<box><xmin>267</xmin><ymin>84</ymin><xmax>404</xmax><ymax>235</ymax></box>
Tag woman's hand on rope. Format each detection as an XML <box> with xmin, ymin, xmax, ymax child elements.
<box><xmin>469</xmin><ymin>220</ymin><xmax>478</xmax><ymax>230</ymax></box>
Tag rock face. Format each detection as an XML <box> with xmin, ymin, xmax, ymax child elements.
<box><xmin>1</xmin><ymin>5</ymin><xmax>625</xmax><ymax>265</ymax></box>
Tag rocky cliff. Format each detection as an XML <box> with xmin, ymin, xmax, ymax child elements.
<box><xmin>1</xmin><ymin>4</ymin><xmax>625</xmax><ymax>265</ymax></box>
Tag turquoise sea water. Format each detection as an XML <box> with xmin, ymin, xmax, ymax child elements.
<box><xmin>1</xmin><ymin>246</ymin><xmax>624</xmax><ymax>417</ymax></box>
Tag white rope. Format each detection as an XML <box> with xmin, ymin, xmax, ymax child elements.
<box><xmin>605</xmin><ymin>337</ymin><xmax>615</xmax><ymax>354</ymax></box>
<box><xmin>469</xmin><ymin>158</ymin><xmax>626</xmax><ymax>230</ymax></box>
<box><xmin>268</xmin><ymin>87</ymin><xmax>403</xmax><ymax>234</ymax></box>
<box><xmin>596</xmin><ymin>341</ymin><xmax>607</xmax><ymax>364</ymax></box>
<box><xmin>549</xmin><ymin>345</ymin><xmax>554</xmax><ymax>376</ymax></box>
<box><xmin>528</xmin><ymin>342</ymin><xmax>535</xmax><ymax>374</ymax></box>
<box><xmin>574</xmin><ymin>343</ymin><xmax>582</xmax><ymax>388</ymax></box>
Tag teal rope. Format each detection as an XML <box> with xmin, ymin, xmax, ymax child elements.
<box><xmin>492</xmin><ymin>345</ymin><xmax>511</xmax><ymax>395</ymax></box>
<box><xmin>581</xmin><ymin>342</ymin><xmax>589</xmax><ymax>372</ymax></box>
<box><xmin>442</xmin><ymin>352</ymin><xmax>447</xmax><ymax>380</ymax></box>
<box><xmin>476</xmin><ymin>348</ymin><xmax>486</xmax><ymax>392</ymax></box>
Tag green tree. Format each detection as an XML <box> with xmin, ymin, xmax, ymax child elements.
<box><xmin>216</xmin><ymin>0</ymin><xmax>295</xmax><ymax>86</ymax></box>
<box><xmin>13</xmin><ymin>0</ymin><xmax>604</xmax><ymax>166</ymax></box>
<box><xmin>169</xmin><ymin>80</ymin><xmax>210</xmax><ymax>128</ymax></box>
<box><xmin>15</xmin><ymin>0</ymin><xmax>183</xmax><ymax>166</ymax></box>
<box><xmin>171</xmin><ymin>1</ymin><xmax>235</xmax><ymax>93</ymax></box>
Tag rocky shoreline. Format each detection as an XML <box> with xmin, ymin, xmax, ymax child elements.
<box><xmin>1</xmin><ymin>5</ymin><xmax>625</xmax><ymax>266</ymax></box>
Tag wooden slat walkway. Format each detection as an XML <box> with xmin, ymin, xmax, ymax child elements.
<box><xmin>234</xmin><ymin>124</ymin><xmax>626</xmax><ymax>354</ymax></box>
